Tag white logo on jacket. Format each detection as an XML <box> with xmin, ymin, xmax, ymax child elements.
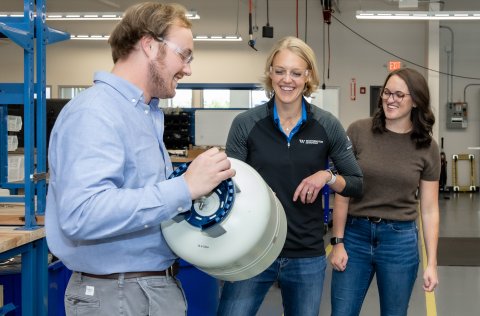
<box><xmin>299</xmin><ymin>139</ymin><xmax>324</xmax><ymax>145</ymax></box>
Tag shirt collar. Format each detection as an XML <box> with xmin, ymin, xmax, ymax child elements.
<box><xmin>273</xmin><ymin>99</ymin><xmax>308</xmax><ymax>125</ymax></box>
<box><xmin>93</xmin><ymin>71</ymin><xmax>147</xmax><ymax>107</ymax></box>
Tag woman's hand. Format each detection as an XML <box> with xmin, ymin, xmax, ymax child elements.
<box><xmin>423</xmin><ymin>264</ymin><xmax>439</xmax><ymax>292</ymax></box>
<box><xmin>293</xmin><ymin>170</ymin><xmax>330</xmax><ymax>204</ymax></box>
<box><xmin>329</xmin><ymin>244</ymin><xmax>348</xmax><ymax>272</ymax></box>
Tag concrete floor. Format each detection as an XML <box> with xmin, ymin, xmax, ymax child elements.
<box><xmin>254</xmin><ymin>192</ymin><xmax>480</xmax><ymax>316</ymax></box>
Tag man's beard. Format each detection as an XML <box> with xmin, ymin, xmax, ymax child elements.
<box><xmin>148</xmin><ymin>54</ymin><xmax>175</xmax><ymax>99</ymax></box>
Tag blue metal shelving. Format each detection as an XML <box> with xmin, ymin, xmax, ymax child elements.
<box><xmin>0</xmin><ymin>0</ymin><xmax>69</xmax><ymax>315</ymax></box>
<box><xmin>0</xmin><ymin>0</ymin><xmax>69</xmax><ymax>226</ymax></box>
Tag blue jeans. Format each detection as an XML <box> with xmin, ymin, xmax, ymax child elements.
<box><xmin>331</xmin><ymin>216</ymin><xmax>419</xmax><ymax>316</ymax></box>
<box><xmin>217</xmin><ymin>256</ymin><xmax>327</xmax><ymax>316</ymax></box>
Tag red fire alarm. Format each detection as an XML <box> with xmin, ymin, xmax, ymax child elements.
<box><xmin>360</xmin><ymin>87</ymin><xmax>366</xmax><ymax>94</ymax></box>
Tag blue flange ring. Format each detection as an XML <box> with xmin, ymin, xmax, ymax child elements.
<box><xmin>169</xmin><ymin>162</ymin><xmax>235</xmax><ymax>230</ymax></box>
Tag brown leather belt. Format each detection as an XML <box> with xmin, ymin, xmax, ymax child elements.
<box><xmin>81</xmin><ymin>262</ymin><xmax>179</xmax><ymax>279</ymax></box>
<box><xmin>349</xmin><ymin>215</ymin><xmax>398</xmax><ymax>224</ymax></box>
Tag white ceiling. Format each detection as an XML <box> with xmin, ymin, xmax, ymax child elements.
<box><xmin>1</xmin><ymin>0</ymin><xmax>256</xmax><ymax>38</ymax></box>
<box><xmin>1</xmin><ymin>0</ymin><xmax>479</xmax><ymax>39</ymax></box>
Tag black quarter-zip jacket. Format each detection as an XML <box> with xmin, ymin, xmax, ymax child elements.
<box><xmin>226</xmin><ymin>98</ymin><xmax>363</xmax><ymax>257</ymax></box>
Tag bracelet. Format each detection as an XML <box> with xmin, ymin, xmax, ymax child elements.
<box><xmin>326</xmin><ymin>169</ymin><xmax>337</xmax><ymax>185</ymax></box>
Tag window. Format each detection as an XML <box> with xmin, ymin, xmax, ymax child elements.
<box><xmin>251</xmin><ymin>90</ymin><xmax>269</xmax><ymax>107</ymax></box>
<box><xmin>175</xmin><ymin>84</ymin><xmax>264</xmax><ymax>109</ymax></box>
<box><xmin>34</xmin><ymin>86</ymin><xmax>52</xmax><ymax>99</ymax></box>
<box><xmin>159</xmin><ymin>89</ymin><xmax>194</xmax><ymax>108</ymax></box>
<box><xmin>203</xmin><ymin>89</ymin><xmax>231</xmax><ymax>108</ymax></box>
<box><xmin>171</xmin><ymin>89</ymin><xmax>193</xmax><ymax>107</ymax></box>
<box><xmin>56</xmin><ymin>84</ymin><xmax>266</xmax><ymax>108</ymax></box>
<box><xmin>58</xmin><ymin>85</ymin><xmax>90</xmax><ymax>99</ymax></box>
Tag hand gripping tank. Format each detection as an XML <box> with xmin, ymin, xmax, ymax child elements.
<box><xmin>161</xmin><ymin>158</ymin><xmax>287</xmax><ymax>281</ymax></box>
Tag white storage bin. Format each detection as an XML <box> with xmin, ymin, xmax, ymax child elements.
<box><xmin>7</xmin><ymin>115</ymin><xmax>23</xmax><ymax>132</ymax></box>
<box><xmin>8</xmin><ymin>155</ymin><xmax>24</xmax><ymax>182</ymax></box>
<box><xmin>7</xmin><ymin>135</ymin><xmax>18</xmax><ymax>152</ymax></box>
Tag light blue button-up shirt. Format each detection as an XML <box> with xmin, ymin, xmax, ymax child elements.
<box><xmin>45</xmin><ymin>71</ymin><xmax>192</xmax><ymax>274</ymax></box>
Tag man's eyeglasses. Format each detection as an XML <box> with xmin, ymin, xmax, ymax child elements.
<box><xmin>156</xmin><ymin>37</ymin><xmax>193</xmax><ymax>64</ymax></box>
<box><xmin>381</xmin><ymin>89</ymin><xmax>410</xmax><ymax>102</ymax></box>
<box><xmin>270</xmin><ymin>66</ymin><xmax>309</xmax><ymax>80</ymax></box>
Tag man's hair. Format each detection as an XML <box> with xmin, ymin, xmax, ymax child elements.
<box><xmin>108</xmin><ymin>2</ymin><xmax>191</xmax><ymax>63</ymax></box>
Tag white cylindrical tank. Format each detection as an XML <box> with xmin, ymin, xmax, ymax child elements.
<box><xmin>161</xmin><ymin>158</ymin><xmax>287</xmax><ymax>281</ymax></box>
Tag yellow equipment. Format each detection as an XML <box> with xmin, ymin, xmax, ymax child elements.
<box><xmin>452</xmin><ymin>154</ymin><xmax>477</xmax><ymax>192</ymax></box>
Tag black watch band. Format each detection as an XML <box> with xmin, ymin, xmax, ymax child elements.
<box><xmin>330</xmin><ymin>237</ymin><xmax>344</xmax><ymax>245</ymax></box>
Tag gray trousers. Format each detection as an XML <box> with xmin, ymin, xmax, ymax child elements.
<box><xmin>64</xmin><ymin>272</ymin><xmax>187</xmax><ymax>316</ymax></box>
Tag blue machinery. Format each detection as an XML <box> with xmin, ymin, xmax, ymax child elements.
<box><xmin>0</xmin><ymin>0</ymin><xmax>69</xmax><ymax>315</ymax></box>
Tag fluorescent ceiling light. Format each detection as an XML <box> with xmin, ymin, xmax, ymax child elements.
<box><xmin>70</xmin><ymin>34</ymin><xmax>243</xmax><ymax>42</ymax></box>
<box><xmin>194</xmin><ymin>35</ymin><xmax>242</xmax><ymax>41</ymax></box>
<box><xmin>0</xmin><ymin>11</ymin><xmax>200</xmax><ymax>21</ymax></box>
<box><xmin>185</xmin><ymin>11</ymin><xmax>200</xmax><ymax>20</ymax></box>
<box><xmin>356</xmin><ymin>10</ymin><xmax>480</xmax><ymax>20</ymax></box>
<box><xmin>70</xmin><ymin>34</ymin><xmax>110</xmax><ymax>40</ymax></box>
<box><xmin>0</xmin><ymin>13</ymin><xmax>23</xmax><ymax>18</ymax></box>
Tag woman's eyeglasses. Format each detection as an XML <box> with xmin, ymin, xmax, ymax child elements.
<box><xmin>381</xmin><ymin>89</ymin><xmax>410</xmax><ymax>102</ymax></box>
<box><xmin>270</xmin><ymin>66</ymin><xmax>309</xmax><ymax>80</ymax></box>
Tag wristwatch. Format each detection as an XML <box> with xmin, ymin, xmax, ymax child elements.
<box><xmin>326</xmin><ymin>169</ymin><xmax>337</xmax><ymax>185</ymax></box>
<box><xmin>330</xmin><ymin>237</ymin><xmax>344</xmax><ymax>245</ymax></box>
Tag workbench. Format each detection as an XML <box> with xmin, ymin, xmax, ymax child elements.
<box><xmin>0</xmin><ymin>202</ymin><xmax>46</xmax><ymax>316</ymax></box>
<box><xmin>0</xmin><ymin>226</ymin><xmax>47</xmax><ymax>316</ymax></box>
<box><xmin>0</xmin><ymin>204</ymin><xmax>44</xmax><ymax>226</ymax></box>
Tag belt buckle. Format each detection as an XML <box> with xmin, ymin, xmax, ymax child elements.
<box><xmin>166</xmin><ymin>265</ymin><xmax>174</xmax><ymax>277</ymax></box>
<box><xmin>367</xmin><ymin>216</ymin><xmax>382</xmax><ymax>223</ymax></box>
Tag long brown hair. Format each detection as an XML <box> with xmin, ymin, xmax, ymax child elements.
<box><xmin>372</xmin><ymin>68</ymin><xmax>435</xmax><ymax>149</ymax></box>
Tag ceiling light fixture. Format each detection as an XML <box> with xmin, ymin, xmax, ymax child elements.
<box><xmin>0</xmin><ymin>11</ymin><xmax>200</xmax><ymax>21</ymax></box>
<box><xmin>70</xmin><ymin>34</ymin><xmax>110</xmax><ymax>40</ymax></box>
<box><xmin>356</xmin><ymin>11</ymin><xmax>480</xmax><ymax>20</ymax></box>
<box><xmin>185</xmin><ymin>11</ymin><xmax>201</xmax><ymax>20</ymax></box>
<box><xmin>194</xmin><ymin>35</ymin><xmax>243</xmax><ymax>41</ymax></box>
<box><xmin>69</xmin><ymin>34</ymin><xmax>242</xmax><ymax>42</ymax></box>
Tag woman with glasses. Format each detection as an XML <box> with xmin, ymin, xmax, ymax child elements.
<box><xmin>217</xmin><ymin>36</ymin><xmax>363</xmax><ymax>316</ymax></box>
<box><xmin>330</xmin><ymin>68</ymin><xmax>440</xmax><ymax>316</ymax></box>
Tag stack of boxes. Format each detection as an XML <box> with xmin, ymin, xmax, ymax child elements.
<box><xmin>7</xmin><ymin>115</ymin><xmax>24</xmax><ymax>183</ymax></box>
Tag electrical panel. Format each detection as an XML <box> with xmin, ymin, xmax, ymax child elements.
<box><xmin>447</xmin><ymin>102</ymin><xmax>468</xmax><ymax>129</ymax></box>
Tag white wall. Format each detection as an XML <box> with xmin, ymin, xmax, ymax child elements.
<box><xmin>438</xmin><ymin>19</ymin><xmax>480</xmax><ymax>187</ymax></box>
<box><xmin>1</xmin><ymin>0</ymin><xmax>479</xmax><ymax>187</ymax></box>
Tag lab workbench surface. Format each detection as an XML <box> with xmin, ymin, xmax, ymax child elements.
<box><xmin>0</xmin><ymin>226</ymin><xmax>45</xmax><ymax>253</ymax></box>
<box><xmin>0</xmin><ymin>225</ymin><xmax>48</xmax><ymax>315</ymax></box>
<box><xmin>0</xmin><ymin>204</ymin><xmax>44</xmax><ymax>226</ymax></box>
